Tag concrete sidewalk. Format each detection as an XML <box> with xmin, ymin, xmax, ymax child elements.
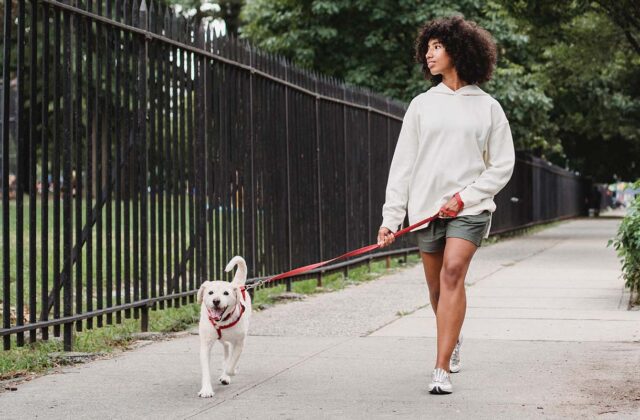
<box><xmin>1</xmin><ymin>218</ymin><xmax>639</xmax><ymax>419</ymax></box>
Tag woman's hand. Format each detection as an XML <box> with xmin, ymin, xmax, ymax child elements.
<box><xmin>377</xmin><ymin>227</ymin><xmax>395</xmax><ymax>248</ymax></box>
<box><xmin>439</xmin><ymin>193</ymin><xmax>464</xmax><ymax>218</ymax></box>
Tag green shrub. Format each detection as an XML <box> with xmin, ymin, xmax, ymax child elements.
<box><xmin>610</xmin><ymin>180</ymin><xmax>640</xmax><ymax>305</ymax></box>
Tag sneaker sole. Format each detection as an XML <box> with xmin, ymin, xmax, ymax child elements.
<box><xmin>449</xmin><ymin>364</ymin><xmax>461</xmax><ymax>373</ymax></box>
<box><xmin>429</xmin><ymin>385</ymin><xmax>452</xmax><ymax>395</ymax></box>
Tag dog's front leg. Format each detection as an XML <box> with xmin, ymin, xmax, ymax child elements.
<box><xmin>198</xmin><ymin>339</ymin><xmax>215</xmax><ymax>398</ymax></box>
<box><xmin>221</xmin><ymin>341</ymin><xmax>231</xmax><ymax>373</ymax></box>
<box><xmin>219</xmin><ymin>341</ymin><xmax>232</xmax><ymax>385</ymax></box>
<box><xmin>225</xmin><ymin>337</ymin><xmax>245</xmax><ymax>379</ymax></box>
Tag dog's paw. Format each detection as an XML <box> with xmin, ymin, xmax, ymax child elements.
<box><xmin>198</xmin><ymin>386</ymin><xmax>215</xmax><ymax>398</ymax></box>
<box><xmin>218</xmin><ymin>374</ymin><xmax>231</xmax><ymax>385</ymax></box>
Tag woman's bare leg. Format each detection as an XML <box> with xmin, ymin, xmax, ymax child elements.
<box><xmin>435</xmin><ymin>238</ymin><xmax>477</xmax><ymax>371</ymax></box>
<box><xmin>420</xmin><ymin>250</ymin><xmax>444</xmax><ymax>314</ymax></box>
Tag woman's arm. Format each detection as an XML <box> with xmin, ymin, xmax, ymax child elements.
<box><xmin>381</xmin><ymin>99</ymin><xmax>420</xmax><ymax>232</ymax></box>
<box><xmin>458</xmin><ymin>105</ymin><xmax>515</xmax><ymax>208</ymax></box>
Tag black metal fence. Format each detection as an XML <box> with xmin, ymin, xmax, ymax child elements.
<box><xmin>492</xmin><ymin>153</ymin><xmax>589</xmax><ymax>233</ymax></box>
<box><xmin>0</xmin><ymin>0</ymin><xmax>587</xmax><ymax>351</ymax></box>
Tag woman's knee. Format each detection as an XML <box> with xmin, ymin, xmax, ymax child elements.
<box><xmin>440</xmin><ymin>261</ymin><xmax>466</xmax><ymax>290</ymax></box>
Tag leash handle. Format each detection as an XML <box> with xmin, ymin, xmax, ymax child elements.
<box><xmin>248</xmin><ymin>213</ymin><xmax>439</xmax><ymax>289</ymax></box>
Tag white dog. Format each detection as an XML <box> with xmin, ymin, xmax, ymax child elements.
<box><xmin>197</xmin><ymin>256</ymin><xmax>252</xmax><ymax>398</ymax></box>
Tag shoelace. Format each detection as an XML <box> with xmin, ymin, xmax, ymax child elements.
<box><xmin>432</xmin><ymin>368</ymin><xmax>449</xmax><ymax>382</ymax></box>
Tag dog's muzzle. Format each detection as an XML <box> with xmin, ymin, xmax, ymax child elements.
<box><xmin>208</xmin><ymin>305</ymin><xmax>227</xmax><ymax>322</ymax></box>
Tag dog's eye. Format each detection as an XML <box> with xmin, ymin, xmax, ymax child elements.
<box><xmin>208</xmin><ymin>291</ymin><xmax>213</xmax><ymax>295</ymax></box>
<box><xmin>223</xmin><ymin>291</ymin><xmax>229</xmax><ymax>296</ymax></box>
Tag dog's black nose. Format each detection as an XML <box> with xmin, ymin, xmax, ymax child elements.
<box><xmin>212</xmin><ymin>298</ymin><xmax>220</xmax><ymax>306</ymax></box>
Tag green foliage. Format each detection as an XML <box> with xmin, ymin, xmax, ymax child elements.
<box><xmin>241</xmin><ymin>0</ymin><xmax>429</xmax><ymax>98</ymax></box>
<box><xmin>610</xmin><ymin>181</ymin><xmax>640</xmax><ymax>303</ymax></box>
<box><xmin>534</xmin><ymin>12</ymin><xmax>640</xmax><ymax>178</ymax></box>
<box><xmin>484</xmin><ymin>65</ymin><xmax>558</xmax><ymax>154</ymax></box>
<box><xmin>240</xmin><ymin>0</ymin><xmax>557</xmax><ymax>153</ymax></box>
<box><xmin>592</xmin><ymin>0</ymin><xmax>640</xmax><ymax>55</ymax></box>
<box><xmin>497</xmin><ymin>1</ymin><xmax>640</xmax><ymax>180</ymax></box>
<box><xmin>497</xmin><ymin>0</ymin><xmax>591</xmax><ymax>39</ymax></box>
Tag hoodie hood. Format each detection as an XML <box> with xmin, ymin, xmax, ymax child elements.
<box><xmin>429</xmin><ymin>83</ymin><xmax>488</xmax><ymax>96</ymax></box>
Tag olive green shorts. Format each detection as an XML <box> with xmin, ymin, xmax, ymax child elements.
<box><xmin>415</xmin><ymin>211</ymin><xmax>491</xmax><ymax>253</ymax></box>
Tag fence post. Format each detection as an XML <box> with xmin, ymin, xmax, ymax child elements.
<box><xmin>195</xmin><ymin>21</ymin><xmax>206</xmax><ymax>283</ymax></box>
<box><xmin>284</xmin><ymin>59</ymin><xmax>292</xmax><ymax>292</ymax></box>
<box><xmin>139</xmin><ymin>0</ymin><xmax>149</xmax><ymax>332</ymax></box>
<box><xmin>62</xmin><ymin>4</ymin><xmax>73</xmax><ymax>351</ymax></box>
<box><xmin>315</xmin><ymin>76</ymin><xmax>323</xmax><ymax>289</ymax></box>
<box><xmin>40</xmin><ymin>0</ymin><xmax>50</xmax><ymax>340</ymax></box>
<box><xmin>2</xmin><ymin>0</ymin><xmax>12</xmax><ymax>351</ymax></box>
<box><xmin>248</xmin><ymin>42</ymin><xmax>256</xmax><ymax>282</ymax></box>
<box><xmin>147</xmin><ymin>0</ymin><xmax>156</xmax><ymax>312</ymax></box>
<box><xmin>342</xmin><ymin>84</ymin><xmax>349</xmax><ymax>280</ymax></box>
<box><xmin>15</xmin><ymin>0</ymin><xmax>26</xmax><ymax>349</ymax></box>
<box><xmin>367</xmin><ymin>91</ymin><xmax>372</xmax><ymax>257</ymax></box>
<box><xmin>28</xmin><ymin>0</ymin><xmax>38</xmax><ymax>343</ymax></box>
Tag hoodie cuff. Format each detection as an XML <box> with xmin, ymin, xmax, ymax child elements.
<box><xmin>457</xmin><ymin>188</ymin><xmax>480</xmax><ymax>209</ymax></box>
<box><xmin>380</xmin><ymin>219</ymin><xmax>399</xmax><ymax>233</ymax></box>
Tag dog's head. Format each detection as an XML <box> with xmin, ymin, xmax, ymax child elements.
<box><xmin>197</xmin><ymin>280</ymin><xmax>241</xmax><ymax>322</ymax></box>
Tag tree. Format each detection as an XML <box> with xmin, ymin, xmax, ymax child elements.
<box><xmin>500</xmin><ymin>0</ymin><xmax>640</xmax><ymax>55</ymax></box>
<box><xmin>240</xmin><ymin>0</ymin><xmax>558</xmax><ymax>154</ymax></box>
<box><xmin>594</xmin><ymin>0</ymin><xmax>640</xmax><ymax>55</ymax></box>
<box><xmin>498</xmin><ymin>1</ymin><xmax>640</xmax><ymax>181</ymax></box>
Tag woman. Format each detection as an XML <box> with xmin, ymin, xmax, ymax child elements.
<box><xmin>377</xmin><ymin>16</ymin><xmax>515</xmax><ymax>395</ymax></box>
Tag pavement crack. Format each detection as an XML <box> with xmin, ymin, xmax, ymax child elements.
<box><xmin>467</xmin><ymin>239</ymin><xmax>564</xmax><ymax>286</ymax></box>
<box><xmin>364</xmin><ymin>304</ymin><xmax>429</xmax><ymax>337</ymax></box>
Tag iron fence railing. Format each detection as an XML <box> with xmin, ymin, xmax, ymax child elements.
<box><xmin>0</xmin><ymin>0</ymin><xmax>588</xmax><ymax>351</ymax></box>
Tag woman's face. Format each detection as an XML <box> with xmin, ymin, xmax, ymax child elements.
<box><xmin>425</xmin><ymin>38</ymin><xmax>453</xmax><ymax>76</ymax></box>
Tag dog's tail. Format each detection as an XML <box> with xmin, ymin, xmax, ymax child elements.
<box><xmin>225</xmin><ymin>256</ymin><xmax>247</xmax><ymax>285</ymax></box>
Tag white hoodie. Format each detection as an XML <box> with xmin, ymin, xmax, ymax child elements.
<box><xmin>381</xmin><ymin>83</ymin><xmax>515</xmax><ymax>235</ymax></box>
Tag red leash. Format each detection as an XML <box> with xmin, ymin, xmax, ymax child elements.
<box><xmin>246</xmin><ymin>212</ymin><xmax>440</xmax><ymax>290</ymax></box>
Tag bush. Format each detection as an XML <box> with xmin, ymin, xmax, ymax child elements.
<box><xmin>610</xmin><ymin>180</ymin><xmax>640</xmax><ymax>305</ymax></box>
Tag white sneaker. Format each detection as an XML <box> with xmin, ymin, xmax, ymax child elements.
<box><xmin>449</xmin><ymin>335</ymin><xmax>463</xmax><ymax>373</ymax></box>
<box><xmin>428</xmin><ymin>368</ymin><xmax>453</xmax><ymax>394</ymax></box>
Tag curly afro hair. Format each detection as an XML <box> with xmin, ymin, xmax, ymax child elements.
<box><xmin>415</xmin><ymin>15</ymin><xmax>497</xmax><ymax>85</ymax></box>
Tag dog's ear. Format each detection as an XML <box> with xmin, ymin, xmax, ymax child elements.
<box><xmin>197</xmin><ymin>281</ymin><xmax>208</xmax><ymax>304</ymax></box>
